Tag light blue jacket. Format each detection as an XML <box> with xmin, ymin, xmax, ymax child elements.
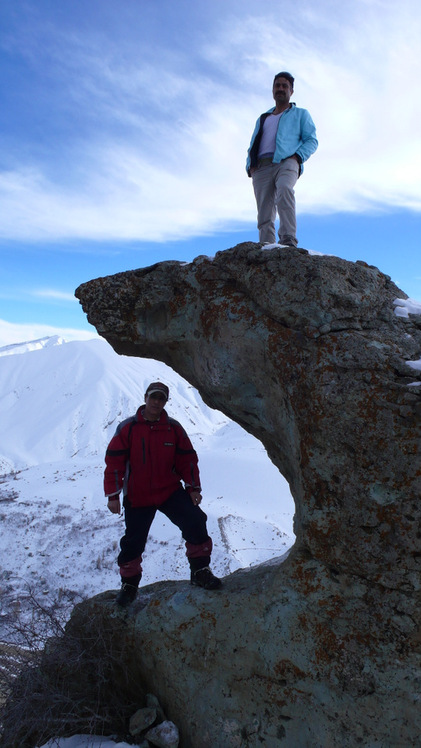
<box><xmin>246</xmin><ymin>103</ymin><xmax>318</xmax><ymax>176</ymax></box>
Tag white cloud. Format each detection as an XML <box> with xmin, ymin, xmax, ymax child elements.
<box><xmin>32</xmin><ymin>289</ymin><xmax>77</xmax><ymax>302</ymax></box>
<box><xmin>0</xmin><ymin>0</ymin><xmax>420</xmax><ymax>242</ymax></box>
<box><xmin>0</xmin><ymin>285</ymin><xmax>79</xmax><ymax>305</ymax></box>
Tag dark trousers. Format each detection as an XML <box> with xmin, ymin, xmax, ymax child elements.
<box><xmin>118</xmin><ymin>487</ymin><xmax>212</xmax><ymax>577</ymax></box>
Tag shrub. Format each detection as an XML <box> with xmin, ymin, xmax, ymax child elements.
<box><xmin>0</xmin><ymin>589</ymin><xmax>146</xmax><ymax>747</ymax></box>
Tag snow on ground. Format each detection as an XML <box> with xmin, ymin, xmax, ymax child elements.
<box><xmin>393</xmin><ymin>298</ymin><xmax>421</xmax><ymax>385</ymax></box>
<box><xmin>0</xmin><ymin>337</ymin><xmax>294</xmax><ymax>643</ymax></box>
<box><xmin>393</xmin><ymin>296</ymin><xmax>421</xmax><ymax>318</ymax></box>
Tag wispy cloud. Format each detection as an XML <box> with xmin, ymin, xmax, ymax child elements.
<box><xmin>0</xmin><ymin>285</ymin><xmax>80</xmax><ymax>304</ymax></box>
<box><xmin>32</xmin><ymin>289</ymin><xmax>76</xmax><ymax>302</ymax></box>
<box><xmin>0</xmin><ymin>0</ymin><xmax>419</xmax><ymax>243</ymax></box>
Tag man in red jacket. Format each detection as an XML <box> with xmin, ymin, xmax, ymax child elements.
<box><xmin>105</xmin><ymin>381</ymin><xmax>222</xmax><ymax>607</ymax></box>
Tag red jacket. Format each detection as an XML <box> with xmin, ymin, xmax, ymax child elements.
<box><xmin>104</xmin><ymin>407</ymin><xmax>201</xmax><ymax>507</ymax></box>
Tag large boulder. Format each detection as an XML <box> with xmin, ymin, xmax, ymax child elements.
<box><xmin>75</xmin><ymin>243</ymin><xmax>421</xmax><ymax>747</ymax></box>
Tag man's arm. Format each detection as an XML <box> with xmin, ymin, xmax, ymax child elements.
<box><xmin>295</xmin><ymin>109</ymin><xmax>318</xmax><ymax>164</ymax></box>
<box><xmin>246</xmin><ymin>114</ymin><xmax>264</xmax><ymax>176</ymax></box>
<box><xmin>171</xmin><ymin>420</ymin><xmax>201</xmax><ymax>493</ymax></box>
<box><xmin>104</xmin><ymin>420</ymin><xmax>132</xmax><ymax>505</ymax></box>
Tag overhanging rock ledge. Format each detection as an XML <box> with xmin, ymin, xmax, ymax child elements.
<box><xmin>75</xmin><ymin>242</ymin><xmax>421</xmax><ymax>747</ymax></box>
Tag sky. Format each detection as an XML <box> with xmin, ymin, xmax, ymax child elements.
<box><xmin>0</xmin><ymin>0</ymin><xmax>420</xmax><ymax>347</ymax></box>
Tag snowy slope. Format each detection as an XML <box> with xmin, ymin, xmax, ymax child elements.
<box><xmin>0</xmin><ymin>334</ymin><xmax>66</xmax><ymax>357</ymax></box>
<box><xmin>0</xmin><ymin>338</ymin><xmax>229</xmax><ymax>472</ymax></box>
<box><xmin>0</xmin><ymin>338</ymin><xmax>294</xmax><ymax>640</ymax></box>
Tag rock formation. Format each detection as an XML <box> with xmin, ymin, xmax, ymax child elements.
<box><xmin>75</xmin><ymin>243</ymin><xmax>421</xmax><ymax>747</ymax></box>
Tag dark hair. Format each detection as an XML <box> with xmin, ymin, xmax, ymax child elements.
<box><xmin>273</xmin><ymin>71</ymin><xmax>294</xmax><ymax>88</ymax></box>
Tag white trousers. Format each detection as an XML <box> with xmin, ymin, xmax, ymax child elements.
<box><xmin>252</xmin><ymin>157</ymin><xmax>299</xmax><ymax>245</ymax></box>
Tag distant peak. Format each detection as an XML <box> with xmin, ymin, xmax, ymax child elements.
<box><xmin>0</xmin><ymin>335</ymin><xmax>65</xmax><ymax>357</ymax></box>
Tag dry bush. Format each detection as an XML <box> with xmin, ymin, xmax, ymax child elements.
<box><xmin>0</xmin><ymin>589</ymin><xmax>146</xmax><ymax>747</ymax></box>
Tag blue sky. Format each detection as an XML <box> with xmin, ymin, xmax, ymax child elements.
<box><xmin>0</xmin><ymin>0</ymin><xmax>420</xmax><ymax>346</ymax></box>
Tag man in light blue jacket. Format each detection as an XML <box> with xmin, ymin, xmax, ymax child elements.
<box><xmin>246</xmin><ymin>72</ymin><xmax>318</xmax><ymax>247</ymax></box>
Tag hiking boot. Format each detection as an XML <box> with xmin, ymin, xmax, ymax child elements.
<box><xmin>190</xmin><ymin>567</ymin><xmax>222</xmax><ymax>590</ymax></box>
<box><xmin>278</xmin><ymin>234</ymin><xmax>298</xmax><ymax>248</ymax></box>
<box><xmin>115</xmin><ymin>582</ymin><xmax>138</xmax><ymax>607</ymax></box>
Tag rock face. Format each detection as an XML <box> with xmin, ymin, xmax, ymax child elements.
<box><xmin>75</xmin><ymin>243</ymin><xmax>421</xmax><ymax>747</ymax></box>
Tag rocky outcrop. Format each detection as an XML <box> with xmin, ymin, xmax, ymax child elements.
<box><xmin>75</xmin><ymin>243</ymin><xmax>421</xmax><ymax>747</ymax></box>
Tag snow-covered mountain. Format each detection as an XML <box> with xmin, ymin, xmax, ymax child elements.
<box><xmin>0</xmin><ymin>337</ymin><xmax>230</xmax><ymax>473</ymax></box>
<box><xmin>0</xmin><ymin>337</ymin><xmax>295</xmax><ymax>640</ymax></box>
<box><xmin>0</xmin><ymin>334</ymin><xmax>66</xmax><ymax>358</ymax></box>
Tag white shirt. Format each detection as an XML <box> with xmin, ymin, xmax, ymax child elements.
<box><xmin>258</xmin><ymin>111</ymin><xmax>284</xmax><ymax>158</ymax></box>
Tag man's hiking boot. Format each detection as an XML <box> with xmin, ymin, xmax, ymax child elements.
<box><xmin>190</xmin><ymin>566</ymin><xmax>222</xmax><ymax>590</ymax></box>
<box><xmin>115</xmin><ymin>582</ymin><xmax>138</xmax><ymax>608</ymax></box>
<box><xmin>278</xmin><ymin>234</ymin><xmax>298</xmax><ymax>248</ymax></box>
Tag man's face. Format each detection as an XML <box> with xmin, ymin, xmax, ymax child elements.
<box><xmin>272</xmin><ymin>77</ymin><xmax>293</xmax><ymax>105</ymax></box>
<box><xmin>144</xmin><ymin>391</ymin><xmax>167</xmax><ymax>420</ymax></box>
